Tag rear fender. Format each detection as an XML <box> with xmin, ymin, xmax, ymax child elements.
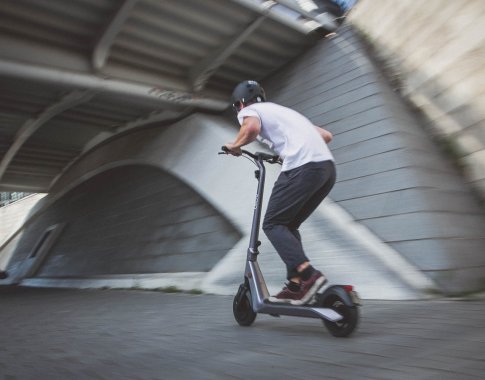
<box><xmin>319</xmin><ymin>285</ymin><xmax>360</xmax><ymax>307</ymax></box>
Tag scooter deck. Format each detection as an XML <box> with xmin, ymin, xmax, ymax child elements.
<box><xmin>246</xmin><ymin>261</ymin><xmax>343</xmax><ymax>322</ymax></box>
<box><xmin>256</xmin><ymin>300</ymin><xmax>343</xmax><ymax>322</ymax></box>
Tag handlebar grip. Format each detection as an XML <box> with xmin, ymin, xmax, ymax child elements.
<box><xmin>219</xmin><ymin>147</ymin><xmax>280</xmax><ymax>164</ymax></box>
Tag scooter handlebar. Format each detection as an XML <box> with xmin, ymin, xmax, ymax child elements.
<box><xmin>219</xmin><ymin>146</ymin><xmax>281</xmax><ymax>164</ymax></box>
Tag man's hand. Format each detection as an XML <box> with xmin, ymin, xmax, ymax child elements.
<box><xmin>224</xmin><ymin>143</ymin><xmax>242</xmax><ymax>156</ymax></box>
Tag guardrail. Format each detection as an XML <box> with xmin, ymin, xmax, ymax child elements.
<box><xmin>0</xmin><ymin>192</ymin><xmax>32</xmax><ymax>207</ymax></box>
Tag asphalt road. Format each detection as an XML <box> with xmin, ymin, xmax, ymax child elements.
<box><xmin>1</xmin><ymin>286</ymin><xmax>484</xmax><ymax>379</ymax></box>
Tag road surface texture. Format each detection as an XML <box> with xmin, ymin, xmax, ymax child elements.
<box><xmin>1</xmin><ymin>286</ymin><xmax>484</xmax><ymax>379</ymax></box>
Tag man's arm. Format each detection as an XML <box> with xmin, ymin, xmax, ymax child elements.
<box><xmin>314</xmin><ymin>126</ymin><xmax>333</xmax><ymax>143</ymax></box>
<box><xmin>225</xmin><ymin>116</ymin><xmax>261</xmax><ymax>155</ymax></box>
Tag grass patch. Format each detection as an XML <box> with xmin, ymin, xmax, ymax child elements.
<box><xmin>131</xmin><ymin>286</ymin><xmax>205</xmax><ymax>295</ymax></box>
<box><xmin>159</xmin><ymin>286</ymin><xmax>182</xmax><ymax>293</ymax></box>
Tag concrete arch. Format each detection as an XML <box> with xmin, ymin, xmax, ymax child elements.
<box><xmin>3</xmin><ymin>168</ymin><xmax>244</xmax><ymax>284</ymax></box>
<box><xmin>2</xmin><ymin>113</ymin><xmax>430</xmax><ymax>299</ymax></box>
<box><xmin>7</xmin><ymin>163</ymin><xmax>241</xmax><ymax>279</ymax></box>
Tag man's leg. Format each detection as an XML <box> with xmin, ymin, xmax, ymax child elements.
<box><xmin>263</xmin><ymin>163</ymin><xmax>326</xmax><ymax>279</ymax></box>
<box><xmin>264</xmin><ymin>161</ymin><xmax>336</xmax><ymax>276</ymax></box>
<box><xmin>288</xmin><ymin>160</ymin><xmax>336</xmax><ymax>231</ymax></box>
<box><xmin>263</xmin><ymin>161</ymin><xmax>336</xmax><ymax>303</ymax></box>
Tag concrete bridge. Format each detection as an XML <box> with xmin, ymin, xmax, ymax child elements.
<box><xmin>1</xmin><ymin>1</ymin><xmax>484</xmax><ymax>299</ymax></box>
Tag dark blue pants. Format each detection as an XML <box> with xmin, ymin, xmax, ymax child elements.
<box><xmin>262</xmin><ymin>160</ymin><xmax>336</xmax><ymax>280</ymax></box>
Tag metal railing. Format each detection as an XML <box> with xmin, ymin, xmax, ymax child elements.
<box><xmin>0</xmin><ymin>192</ymin><xmax>32</xmax><ymax>207</ymax></box>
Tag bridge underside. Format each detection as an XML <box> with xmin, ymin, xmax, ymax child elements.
<box><xmin>0</xmin><ymin>0</ymin><xmax>341</xmax><ymax>192</ymax></box>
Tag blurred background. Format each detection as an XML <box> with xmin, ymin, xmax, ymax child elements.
<box><xmin>0</xmin><ymin>0</ymin><xmax>484</xmax><ymax>299</ymax></box>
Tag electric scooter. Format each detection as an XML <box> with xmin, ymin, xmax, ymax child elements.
<box><xmin>220</xmin><ymin>147</ymin><xmax>360</xmax><ymax>337</ymax></box>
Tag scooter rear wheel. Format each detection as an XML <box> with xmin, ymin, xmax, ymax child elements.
<box><xmin>321</xmin><ymin>295</ymin><xmax>358</xmax><ymax>337</ymax></box>
<box><xmin>233</xmin><ymin>289</ymin><xmax>257</xmax><ymax>326</ymax></box>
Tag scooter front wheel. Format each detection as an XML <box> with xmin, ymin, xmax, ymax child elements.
<box><xmin>233</xmin><ymin>285</ymin><xmax>257</xmax><ymax>326</ymax></box>
<box><xmin>320</xmin><ymin>294</ymin><xmax>359</xmax><ymax>337</ymax></box>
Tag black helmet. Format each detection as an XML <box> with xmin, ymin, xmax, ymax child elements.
<box><xmin>231</xmin><ymin>80</ymin><xmax>266</xmax><ymax>113</ymax></box>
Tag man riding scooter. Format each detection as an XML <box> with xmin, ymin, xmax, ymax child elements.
<box><xmin>224</xmin><ymin>80</ymin><xmax>335</xmax><ymax>305</ymax></box>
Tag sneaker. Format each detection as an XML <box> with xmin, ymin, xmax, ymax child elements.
<box><xmin>268</xmin><ymin>283</ymin><xmax>303</xmax><ymax>304</ymax></box>
<box><xmin>299</xmin><ymin>270</ymin><xmax>327</xmax><ymax>304</ymax></box>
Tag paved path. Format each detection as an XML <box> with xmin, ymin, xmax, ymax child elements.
<box><xmin>1</xmin><ymin>286</ymin><xmax>484</xmax><ymax>379</ymax></box>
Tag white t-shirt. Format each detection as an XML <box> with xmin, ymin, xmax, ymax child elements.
<box><xmin>237</xmin><ymin>102</ymin><xmax>334</xmax><ymax>171</ymax></box>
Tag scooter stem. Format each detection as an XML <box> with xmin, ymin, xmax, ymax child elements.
<box><xmin>248</xmin><ymin>157</ymin><xmax>266</xmax><ymax>261</ymax></box>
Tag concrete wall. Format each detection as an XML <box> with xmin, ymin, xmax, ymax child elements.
<box><xmin>348</xmin><ymin>0</ymin><xmax>485</xmax><ymax>200</ymax></box>
<box><xmin>262</xmin><ymin>24</ymin><xmax>485</xmax><ymax>293</ymax></box>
